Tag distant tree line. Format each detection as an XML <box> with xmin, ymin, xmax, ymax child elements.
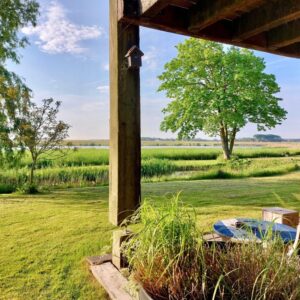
<box><xmin>253</xmin><ymin>134</ymin><xmax>283</xmax><ymax>142</ymax></box>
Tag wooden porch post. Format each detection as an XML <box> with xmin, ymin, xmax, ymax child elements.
<box><xmin>109</xmin><ymin>0</ymin><xmax>141</xmax><ymax>226</ymax></box>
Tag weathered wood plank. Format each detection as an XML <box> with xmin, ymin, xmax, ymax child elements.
<box><xmin>90</xmin><ymin>263</ymin><xmax>133</xmax><ymax>300</ymax></box>
<box><xmin>234</xmin><ymin>0</ymin><xmax>300</xmax><ymax>41</ymax></box>
<box><xmin>86</xmin><ymin>254</ymin><xmax>112</xmax><ymax>266</ymax></box>
<box><xmin>189</xmin><ymin>0</ymin><xmax>261</xmax><ymax>32</ymax></box>
<box><xmin>109</xmin><ymin>0</ymin><xmax>141</xmax><ymax>226</ymax></box>
<box><xmin>139</xmin><ymin>0</ymin><xmax>169</xmax><ymax>18</ymax></box>
<box><xmin>169</xmin><ymin>0</ymin><xmax>197</xmax><ymax>9</ymax></box>
<box><xmin>262</xmin><ymin>207</ymin><xmax>299</xmax><ymax>228</ymax></box>
<box><xmin>268</xmin><ymin>20</ymin><xmax>300</xmax><ymax>49</ymax></box>
<box><xmin>139</xmin><ymin>0</ymin><xmax>196</xmax><ymax>18</ymax></box>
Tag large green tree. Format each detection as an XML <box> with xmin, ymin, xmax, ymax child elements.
<box><xmin>158</xmin><ymin>39</ymin><xmax>287</xmax><ymax>159</ymax></box>
<box><xmin>0</xmin><ymin>0</ymin><xmax>39</xmax><ymax>165</ymax></box>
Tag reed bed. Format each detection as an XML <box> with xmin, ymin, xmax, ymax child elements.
<box><xmin>190</xmin><ymin>158</ymin><xmax>300</xmax><ymax>180</ymax></box>
<box><xmin>1</xmin><ymin>149</ymin><xmax>300</xmax><ymax>191</ymax></box>
<box><xmin>18</xmin><ymin>147</ymin><xmax>300</xmax><ymax>168</ymax></box>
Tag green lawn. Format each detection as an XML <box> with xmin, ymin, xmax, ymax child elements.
<box><xmin>1</xmin><ymin>173</ymin><xmax>300</xmax><ymax>299</ymax></box>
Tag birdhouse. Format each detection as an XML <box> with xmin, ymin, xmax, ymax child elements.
<box><xmin>125</xmin><ymin>46</ymin><xmax>144</xmax><ymax>69</ymax></box>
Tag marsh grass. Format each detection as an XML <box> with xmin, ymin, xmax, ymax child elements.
<box><xmin>124</xmin><ymin>196</ymin><xmax>300</xmax><ymax>300</ymax></box>
<box><xmin>18</xmin><ymin>147</ymin><xmax>300</xmax><ymax>168</ymax></box>
<box><xmin>190</xmin><ymin>158</ymin><xmax>300</xmax><ymax>180</ymax></box>
<box><xmin>1</xmin><ymin>148</ymin><xmax>300</xmax><ymax>190</ymax></box>
<box><xmin>0</xmin><ymin>157</ymin><xmax>299</xmax><ymax>190</ymax></box>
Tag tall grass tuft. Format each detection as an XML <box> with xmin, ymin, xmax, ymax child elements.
<box><xmin>123</xmin><ymin>194</ymin><xmax>206</xmax><ymax>299</ymax></box>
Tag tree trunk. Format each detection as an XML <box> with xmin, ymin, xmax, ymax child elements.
<box><xmin>30</xmin><ymin>160</ymin><xmax>36</xmax><ymax>185</ymax></box>
<box><xmin>229</xmin><ymin>127</ymin><xmax>237</xmax><ymax>155</ymax></box>
<box><xmin>220</xmin><ymin>127</ymin><xmax>231</xmax><ymax>160</ymax></box>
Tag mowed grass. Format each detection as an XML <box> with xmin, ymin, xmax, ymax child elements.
<box><xmin>1</xmin><ymin>173</ymin><xmax>300</xmax><ymax>299</ymax></box>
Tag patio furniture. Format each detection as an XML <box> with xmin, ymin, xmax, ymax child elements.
<box><xmin>213</xmin><ymin>218</ymin><xmax>297</xmax><ymax>243</ymax></box>
<box><xmin>262</xmin><ymin>207</ymin><xmax>299</xmax><ymax>228</ymax></box>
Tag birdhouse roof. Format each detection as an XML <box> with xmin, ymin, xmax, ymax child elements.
<box><xmin>125</xmin><ymin>46</ymin><xmax>144</xmax><ymax>57</ymax></box>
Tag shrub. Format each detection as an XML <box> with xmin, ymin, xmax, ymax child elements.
<box><xmin>18</xmin><ymin>183</ymin><xmax>39</xmax><ymax>194</ymax></box>
<box><xmin>0</xmin><ymin>184</ymin><xmax>15</xmax><ymax>194</ymax></box>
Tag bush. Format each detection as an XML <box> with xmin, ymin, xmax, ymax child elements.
<box><xmin>124</xmin><ymin>196</ymin><xmax>300</xmax><ymax>299</ymax></box>
<box><xmin>0</xmin><ymin>184</ymin><xmax>16</xmax><ymax>194</ymax></box>
<box><xmin>18</xmin><ymin>183</ymin><xmax>39</xmax><ymax>194</ymax></box>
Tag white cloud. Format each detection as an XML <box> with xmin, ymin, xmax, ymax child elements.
<box><xmin>22</xmin><ymin>1</ymin><xmax>103</xmax><ymax>55</ymax></box>
<box><xmin>97</xmin><ymin>85</ymin><xmax>109</xmax><ymax>93</ymax></box>
<box><xmin>103</xmin><ymin>63</ymin><xmax>109</xmax><ymax>71</ymax></box>
<box><xmin>143</xmin><ymin>46</ymin><xmax>159</xmax><ymax>70</ymax></box>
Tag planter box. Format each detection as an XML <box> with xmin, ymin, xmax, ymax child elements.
<box><xmin>139</xmin><ymin>287</ymin><xmax>154</xmax><ymax>300</ymax></box>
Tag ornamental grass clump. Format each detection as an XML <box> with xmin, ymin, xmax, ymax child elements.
<box><xmin>123</xmin><ymin>194</ymin><xmax>207</xmax><ymax>299</ymax></box>
<box><xmin>123</xmin><ymin>195</ymin><xmax>300</xmax><ymax>300</ymax></box>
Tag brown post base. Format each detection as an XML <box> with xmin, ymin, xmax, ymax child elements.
<box><xmin>112</xmin><ymin>229</ymin><xmax>134</xmax><ymax>270</ymax></box>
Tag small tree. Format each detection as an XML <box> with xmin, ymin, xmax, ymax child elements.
<box><xmin>18</xmin><ymin>99</ymin><xmax>70</xmax><ymax>185</ymax></box>
<box><xmin>158</xmin><ymin>39</ymin><xmax>287</xmax><ymax>159</ymax></box>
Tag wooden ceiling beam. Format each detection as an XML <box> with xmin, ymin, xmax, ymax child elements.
<box><xmin>139</xmin><ymin>0</ymin><xmax>196</xmax><ymax>18</ymax></box>
<box><xmin>234</xmin><ymin>0</ymin><xmax>300</xmax><ymax>42</ymax></box>
<box><xmin>189</xmin><ymin>0</ymin><xmax>261</xmax><ymax>32</ymax></box>
<box><xmin>139</xmin><ymin>0</ymin><xmax>169</xmax><ymax>18</ymax></box>
<box><xmin>267</xmin><ymin>20</ymin><xmax>300</xmax><ymax>49</ymax></box>
<box><xmin>119</xmin><ymin>0</ymin><xmax>300</xmax><ymax>58</ymax></box>
<box><xmin>277</xmin><ymin>42</ymin><xmax>300</xmax><ymax>57</ymax></box>
<box><xmin>169</xmin><ymin>0</ymin><xmax>197</xmax><ymax>10</ymax></box>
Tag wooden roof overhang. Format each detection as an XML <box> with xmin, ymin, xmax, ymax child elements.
<box><xmin>118</xmin><ymin>0</ymin><xmax>300</xmax><ymax>59</ymax></box>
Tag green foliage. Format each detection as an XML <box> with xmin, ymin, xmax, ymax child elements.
<box><xmin>0</xmin><ymin>0</ymin><xmax>39</xmax><ymax>165</ymax></box>
<box><xmin>159</xmin><ymin>39</ymin><xmax>287</xmax><ymax>159</ymax></box>
<box><xmin>18</xmin><ymin>183</ymin><xmax>39</xmax><ymax>194</ymax></box>
<box><xmin>0</xmin><ymin>65</ymin><xmax>31</xmax><ymax>166</ymax></box>
<box><xmin>0</xmin><ymin>0</ymin><xmax>39</xmax><ymax>63</ymax></box>
<box><xmin>0</xmin><ymin>183</ymin><xmax>15</xmax><ymax>194</ymax></box>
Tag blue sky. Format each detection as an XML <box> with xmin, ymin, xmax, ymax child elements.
<box><xmin>6</xmin><ymin>0</ymin><xmax>300</xmax><ymax>139</ymax></box>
